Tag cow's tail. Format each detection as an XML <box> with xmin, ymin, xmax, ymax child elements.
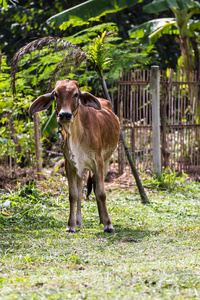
<box><xmin>86</xmin><ymin>171</ymin><xmax>95</xmax><ymax>199</ymax></box>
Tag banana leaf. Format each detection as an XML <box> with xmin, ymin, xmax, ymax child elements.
<box><xmin>41</xmin><ymin>111</ymin><xmax>58</xmax><ymax>137</ymax></box>
<box><xmin>144</xmin><ymin>0</ymin><xmax>192</xmax><ymax>13</ymax></box>
<box><xmin>47</xmin><ymin>0</ymin><xmax>139</xmax><ymax>29</ymax></box>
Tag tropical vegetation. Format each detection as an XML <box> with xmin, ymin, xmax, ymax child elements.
<box><xmin>0</xmin><ymin>0</ymin><xmax>199</xmax><ymax>171</ymax></box>
<box><xmin>0</xmin><ymin>2</ymin><xmax>200</xmax><ymax>298</ymax></box>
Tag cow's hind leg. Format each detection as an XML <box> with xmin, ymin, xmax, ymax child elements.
<box><xmin>76</xmin><ymin>176</ymin><xmax>83</xmax><ymax>228</ymax></box>
<box><xmin>90</xmin><ymin>174</ymin><xmax>103</xmax><ymax>225</ymax></box>
<box><xmin>94</xmin><ymin>159</ymin><xmax>114</xmax><ymax>233</ymax></box>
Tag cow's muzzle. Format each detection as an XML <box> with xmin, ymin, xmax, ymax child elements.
<box><xmin>59</xmin><ymin>112</ymin><xmax>73</xmax><ymax>121</ymax></box>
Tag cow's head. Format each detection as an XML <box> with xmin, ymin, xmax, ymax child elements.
<box><xmin>29</xmin><ymin>79</ymin><xmax>102</xmax><ymax>123</ymax></box>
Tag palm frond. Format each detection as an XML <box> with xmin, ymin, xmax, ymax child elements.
<box><xmin>47</xmin><ymin>49</ymin><xmax>87</xmax><ymax>92</ymax></box>
<box><xmin>10</xmin><ymin>37</ymin><xmax>83</xmax><ymax>94</ymax></box>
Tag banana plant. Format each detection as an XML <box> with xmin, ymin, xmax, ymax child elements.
<box><xmin>47</xmin><ymin>0</ymin><xmax>140</xmax><ymax>30</ymax></box>
<box><xmin>129</xmin><ymin>0</ymin><xmax>200</xmax><ymax>72</ymax></box>
<box><xmin>0</xmin><ymin>0</ymin><xmax>18</xmax><ymax>9</ymax></box>
<box><xmin>0</xmin><ymin>0</ymin><xmax>7</xmax><ymax>9</ymax></box>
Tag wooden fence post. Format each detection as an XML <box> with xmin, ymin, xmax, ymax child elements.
<box><xmin>33</xmin><ymin>114</ymin><xmax>43</xmax><ymax>181</ymax></box>
<box><xmin>151</xmin><ymin>66</ymin><xmax>161</xmax><ymax>177</ymax></box>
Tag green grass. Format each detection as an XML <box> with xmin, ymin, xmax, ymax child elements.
<box><xmin>0</xmin><ymin>177</ymin><xmax>200</xmax><ymax>299</ymax></box>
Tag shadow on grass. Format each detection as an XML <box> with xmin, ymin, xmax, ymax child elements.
<box><xmin>93</xmin><ymin>224</ymin><xmax>161</xmax><ymax>243</ymax></box>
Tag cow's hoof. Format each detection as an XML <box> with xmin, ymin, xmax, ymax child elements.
<box><xmin>66</xmin><ymin>227</ymin><xmax>76</xmax><ymax>233</ymax></box>
<box><xmin>76</xmin><ymin>224</ymin><xmax>82</xmax><ymax>228</ymax></box>
<box><xmin>104</xmin><ymin>228</ymin><xmax>115</xmax><ymax>233</ymax></box>
<box><xmin>76</xmin><ymin>215</ymin><xmax>82</xmax><ymax>228</ymax></box>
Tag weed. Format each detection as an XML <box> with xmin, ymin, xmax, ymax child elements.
<box><xmin>144</xmin><ymin>168</ymin><xmax>188</xmax><ymax>191</ymax></box>
<box><xmin>17</xmin><ymin>181</ymin><xmax>39</xmax><ymax>200</ymax></box>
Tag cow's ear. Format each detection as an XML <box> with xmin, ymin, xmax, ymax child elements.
<box><xmin>29</xmin><ymin>92</ymin><xmax>54</xmax><ymax>116</ymax></box>
<box><xmin>79</xmin><ymin>91</ymin><xmax>102</xmax><ymax>110</ymax></box>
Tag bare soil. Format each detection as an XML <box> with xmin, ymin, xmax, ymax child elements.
<box><xmin>0</xmin><ymin>164</ymin><xmax>200</xmax><ymax>193</ymax></box>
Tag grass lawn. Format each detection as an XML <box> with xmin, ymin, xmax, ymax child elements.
<box><xmin>0</xmin><ymin>176</ymin><xmax>200</xmax><ymax>299</ymax></box>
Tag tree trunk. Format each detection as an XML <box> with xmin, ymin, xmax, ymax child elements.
<box><xmin>0</xmin><ymin>52</ymin><xmax>3</xmax><ymax>74</ymax></box>
<box><xmin>190</xmin><ymin>36</ymin><xmax>199</xmax><ymax>79</ymax></box>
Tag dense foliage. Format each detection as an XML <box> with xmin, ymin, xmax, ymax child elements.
<box><xmin>0</xmin><ymin>0</ymin><xmax>199</xmax><ymax>170</ymax></box>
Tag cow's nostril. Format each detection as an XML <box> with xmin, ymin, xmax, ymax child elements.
<box><xmin>59</xmin><ymin>112</ymin><xmax>72</xmax><ymax>121</ymax></box>
<box><xmin>59</xmin><ymin>114</ymin><xmax>64</xmax><ymax>121</ymax></box>
<box><xmin>64</xmin><ymin>113</ymin><xmax>72</xmax><ymax>120</ymax></box>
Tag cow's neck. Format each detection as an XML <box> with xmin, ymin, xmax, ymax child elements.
<box><xmin>61</xmin><ymin>113</ymin><xmax>83</xmax><ymax>170</ymax></box>
<box><xmin>62</xmin><ymin>112</ymin><xmax>82</xmax><ymax>140</ymax></box>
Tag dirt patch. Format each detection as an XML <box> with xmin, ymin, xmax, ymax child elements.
<box><xmin>183</xmin><ymin>169</ymin><xmax>200</xmax><ymax>183</ymax></box>
<box><xmin>0</xmin><ymin>164</ymin><xmax>200</xmax><ymax>193</ymax></box>
<box><xmin>0</xmin><ymin>166</ymin><xmax>37</xmax><ymax>191</ymax></box>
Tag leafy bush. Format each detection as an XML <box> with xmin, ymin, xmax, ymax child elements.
<box><xmin>0</xmin><ymin>57</ymin><xmax>36</xmax><ymax>166</ymax></box>
<box><xmin>144</xmin><ymin>168</ymin><xmax>188</xmax><ymax>191</ymax></box>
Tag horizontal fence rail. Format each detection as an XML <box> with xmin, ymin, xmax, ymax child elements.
<box><xmin>117</xmin><ymin>69</ymin><xmax>200</xmax><ymax>174</ymax></box>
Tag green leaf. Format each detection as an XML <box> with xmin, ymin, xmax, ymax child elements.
<box><xmin>46</xmin><ymin>0</ymin><xmax>139</xmax><ymax>29</ymax></box>
<box><xmin>41</xmin><ymin>111</ymin><xmax>57</xmax><ymax>137</ymax></box>
<box><xmin>2</xmin><ymin>0</ymin><xmax>8</xmax><ymax>9</ymax></box>
<box><xmin>193</xmin><ymin>1</ymin><xmax>200</xmax><ymax>9</ymax></box>
<box><xmin>129</xmin><ymin>18</ymin><xmax>176</xmax><ymax>40</ymax></box>
<box><xmin>144</xmin><ymin>0</ymin><xmax>193</xmax><ymax>13</ymax></box>
<box><xmin>144</xmin><ymin>0</ymin><xmax>179</xmax><ymax>13</ymax></box>
<box><xmin>188</xmin><ymin>19</ymin><xmax>200</xmax><ymax>34</ymax></box>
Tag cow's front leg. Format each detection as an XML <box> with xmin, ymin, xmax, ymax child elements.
<box><xmin>65</xmin><ymin>167</ymin><xmax>78</xmax><ymax>232</ymax></box>
<box><xmin>66</xmin><ymin>188</ymin><xmax>77</xmax><ymax>233</ymax></box>
<box><xmin>66</xmin><ymin>173</ymin><xmax>83</xmax><ymax>232</ymax></box>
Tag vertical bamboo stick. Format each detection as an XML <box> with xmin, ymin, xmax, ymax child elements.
<box><xmin>33</xmin><ymin>114</ymin><xmax>43</xmax><ymax>181</ymax></box>
<box><xmin>151</xmin><ymin>66</ymin><xmax>161</xmax><ymax>177</ymax></box>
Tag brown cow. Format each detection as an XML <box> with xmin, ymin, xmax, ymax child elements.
<box><xmin>29</xmin><ymin>79</ymin><xmax>120</xmax><ymax>232</ymax></box>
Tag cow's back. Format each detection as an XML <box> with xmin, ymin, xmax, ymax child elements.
<box><xmin>79</xmin><ymin>99</ymin><xmax>120</xmax><ymax>160</ymax></box>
